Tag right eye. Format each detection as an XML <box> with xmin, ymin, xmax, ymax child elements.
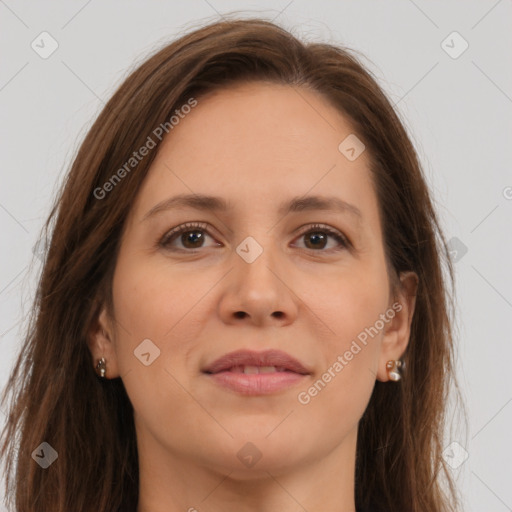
<box><xmin>159</xmin><ymin>222</ymin><xmax>221</xmax><ymax>252</ymax></box>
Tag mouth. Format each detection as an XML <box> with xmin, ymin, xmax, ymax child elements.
<box><xmin>202</xmin><ymin>349</ymin><xmax>311</xmax><ymax>396</ymax></box>
<box><xmin>216</xmin><ymin>365</ymin><xmax>299</xmax><ymax>374</ymax></box>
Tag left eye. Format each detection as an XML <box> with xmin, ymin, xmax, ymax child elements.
<box><xmin>294</xmin><ymin>224</ymin><xmax>349</xmax><ymax>252</ymax></box>
<box><xmin>159</xmin><ymin>222</ymin><xmax>349</xmax><ymax>252</ymax></box>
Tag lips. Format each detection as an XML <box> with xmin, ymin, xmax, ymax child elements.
<box><xmin>202</xmin><ymin>349</ymin><xmax>311</xmax><ymax>395</ymax></box>
<box><xmin>202</xmin><ymin>349</ymin><xmax>311</xmax><ymax>375</ymax></box>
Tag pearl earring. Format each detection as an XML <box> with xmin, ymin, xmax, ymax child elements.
<box><xmin>386</xmin><ymin>359</ymin><xmax>404</xmax><ymax>381</ymax></box>
<box><xmin>95</xmin><ymin>357</ymin><xmax>107</xmax><ymax>378</ymax></box>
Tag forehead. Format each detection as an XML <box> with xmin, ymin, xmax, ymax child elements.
<box><xmin>128</xmin><ymin>81</ymin><xmax>378</xmax><ymax>232</ymax></box>
<box><xmin>165</xmin><ymin>81</ymin><xmax>358</xmax><ymax>156</ymax></box>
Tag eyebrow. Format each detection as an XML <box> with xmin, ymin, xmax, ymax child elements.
<box><xmin>141</xmin><ymin>193</ymin><xmax>363</xmax><ymax>222</ymax></box>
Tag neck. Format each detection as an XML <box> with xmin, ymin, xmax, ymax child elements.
<box><xmin>136</xmin><ymin>426</ymin><xmax>358</xmax><ymax>512</ymax></box>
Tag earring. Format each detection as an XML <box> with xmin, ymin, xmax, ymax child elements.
<box><xmin>386</xmin><ymin>359</ymin><xmax>404</xmax><ymax>381</ymax></box>
<box><xmin>95</xmin><ymin>357</ymin><xmax>107</xmax><ymax>378</ymax></box>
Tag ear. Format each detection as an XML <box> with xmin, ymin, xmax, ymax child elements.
<box><xmin>87</xmin><ymin>305</ymin><xmax>121</xmax><ymax>379</ymax></box>
<box><xmin>376</xmin><ymin>270</ymin><xmax>418</xmax><ymax>382</ymax></box>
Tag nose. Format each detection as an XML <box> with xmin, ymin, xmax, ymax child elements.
<box><xmin>217</xmin><ymin>243</ymin><xmax>299</xmax><ymax>327</ymax></box>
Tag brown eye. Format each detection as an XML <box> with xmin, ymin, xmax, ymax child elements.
<box><xmin>294</xmin><ymin>224</ymin><xmax>349</xmax><ymax>252</ymax></box>
<box><xmin>304</xmin><ymin>232</ymin><xmax>329</xmax><ymax>250</ymax></box>
<box><xmin>176</xmin><ymin>230</ymin><xmax>206</xmax><ymax>249</ymax></box>
<box><xmin>159</xmin><ymin>222</ymin><xmax>349</xmax><ymax>254</ymax></box>
<box><xmin>160</xmin><ymin>222</ymin><xmax>219</xmax><ymax>251</ymax></box>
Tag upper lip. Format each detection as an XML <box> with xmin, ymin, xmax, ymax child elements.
<box><xmin>202</xmin><ymin>349</ymin><xmax>311</xmax><ymax>375</ymax></box>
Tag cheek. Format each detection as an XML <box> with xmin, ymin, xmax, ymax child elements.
<box><xmin>110</xmin><ymin>251</ymin><xmax>209</xmax><ymax>379</ymax></box>
<box><xmin>300</xmin><ymin>263</ymin><xmax>388</xmax><ymax>406</ymax></box>
<box><xmin>294</xmin><ymin>359</ymin><xmax>376</xmax><ymax>451</ymax></box>
<box><xmin>112</xmin><ymin>247</ymin><xmax>207</xmax><ymax>333</ymax></box>
<box><xmin>314</xmin><ymin>261</ymin><xmax>389</xmax><ymax>344</ymax></box>
<box><xmin>109</xmin><ymin>255</ymin><xmax>211</xmax><ymax>440</ymax></box>
<box><xmin>295</xmin><ymin>276</ymin><xmax>386</xmax><ymax>435</ymax></box>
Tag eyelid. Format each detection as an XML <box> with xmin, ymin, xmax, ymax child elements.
<box><xmin>158</xmin><ymin>221</ymin><xmax>350</xmax><ymax>252</ymax></box>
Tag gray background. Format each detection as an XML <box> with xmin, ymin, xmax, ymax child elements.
<box><xmin>1</xmin><ymin>1</ymin><xmax>511</xmax><ymax>510</ymax></box>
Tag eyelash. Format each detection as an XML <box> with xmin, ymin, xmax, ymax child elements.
<box><xmin>158</xmin><ymin>221</ymin><xmax>350</xmax><ymax>254</ymax></box>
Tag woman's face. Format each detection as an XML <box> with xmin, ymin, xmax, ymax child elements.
<box><xmin>92</xmin><ymin>81</ymin><xmax>416</xmax><ymax>476</ymax></box>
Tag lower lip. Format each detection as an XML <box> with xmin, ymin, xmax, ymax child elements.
<box><xmin>205</xmin><ymin>371</ymin><xmax>308</xmax><ymax>395</ymax></box>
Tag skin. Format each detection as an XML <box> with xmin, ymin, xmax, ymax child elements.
<box><xmin>88</xmin><ymin>81</ymin><xmax>418</xmax><ymax>512</ymax></box>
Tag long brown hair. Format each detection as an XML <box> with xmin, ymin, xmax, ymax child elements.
<box><xmin>1</xmin><ymin>16</ymin><xmax>464</xmax><ymax>512</ymax></box>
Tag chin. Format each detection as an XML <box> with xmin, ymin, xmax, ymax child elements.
<box><xmin>207</xmin><ymin>432</ymin><xmax>308</xmax><ymax>476</ymax></box>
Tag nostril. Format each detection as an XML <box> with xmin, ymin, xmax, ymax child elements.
<box><xmin>232</xmin><ymin>311</ymin><xmax>284</xmax><ymax>319</ymax></box>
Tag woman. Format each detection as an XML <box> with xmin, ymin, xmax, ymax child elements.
<box><xmin>0</xmin><ymin>17</ymin><xmax>463</xmax><ymax>512</ymax></box>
